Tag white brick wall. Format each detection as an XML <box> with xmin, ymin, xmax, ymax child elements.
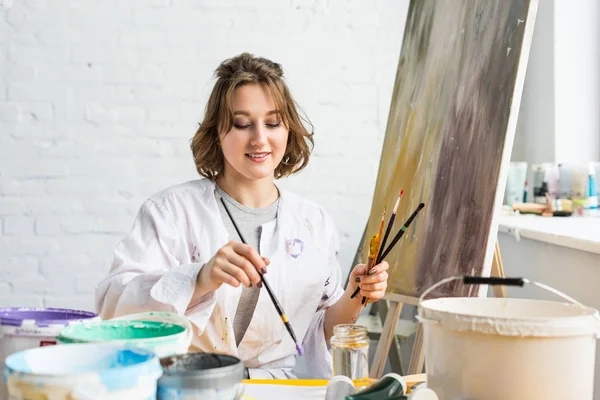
<box><xmin>0</xmin><ymin>0</ymin><xmax>408</xmax><ymax>311</ymax></box>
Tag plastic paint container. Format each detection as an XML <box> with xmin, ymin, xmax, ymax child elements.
<box><xmin>157</xmin><ymin>353</ymin><xmax>245</xmax><ymax>399</ymax></box>
<box><xmin>58</xmin><ymin>312</ymin><xmax>192</xmax><ymax>358</ymax></box>
<box><xmin>0</xmin><ymin>308</ymin><xmax>98</xmax><ymax>368</ymax></box>
<box><xmin>3</xmin><ymin>343</ymin><xmax>162</xmax><ymax>400</ymax></box>
<box><xmin>418</xmin><ymin>278</ymin><xmax>600</xmax><ymax>399</ymax></box>
<box><xmin>0</xmin><ymin>308</ymin><xmax>98</xmax><ymax>362</ymax></box>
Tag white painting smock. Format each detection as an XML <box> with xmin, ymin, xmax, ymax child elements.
<box><xmin>95</xmin><ymin>179</ymin><xmax>345</xmax><ymax>379</ymax></box>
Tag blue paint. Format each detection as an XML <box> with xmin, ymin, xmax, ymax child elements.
<box><xmin>3</xmin><ymin>349</ymin><xmax>29</xmax><ymax>374</ymax></box>
<box><xmin>98</xmin><ymin>347</ymin><xmax>162</xmax><ymax>391</ymax></box>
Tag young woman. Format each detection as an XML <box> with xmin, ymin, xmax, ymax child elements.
<box><xmin>96</xmin><ymin>53</ymin><xmax>389</xmax><ymax>379</ymax></box>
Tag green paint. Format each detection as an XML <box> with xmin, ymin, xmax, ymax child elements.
<box><xmin>59</xmin><ymin>320</ymin><xmax>185</xmax><ymax>343</ymax></box>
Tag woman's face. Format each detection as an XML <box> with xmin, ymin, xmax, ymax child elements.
<box><xmin>219</xmin><ymin>84</ymin><xmax>289</xmax><ymax>182</ymax></box>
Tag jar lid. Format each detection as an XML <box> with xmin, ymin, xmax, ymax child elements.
<box><xmin>333</xmin><ymin>324</ymin><xmax>368</xmax><ymax>338</ymax></box>
<box><xmin>0</xmin><ymin>308</ymin><xmax>97</xmax><ymax>328</ymax></box>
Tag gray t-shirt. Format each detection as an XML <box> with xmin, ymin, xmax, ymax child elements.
<box><xmin>214</xmin><ymin>185</ymin><xmax>279</xmax><ymax>346</ymax></box>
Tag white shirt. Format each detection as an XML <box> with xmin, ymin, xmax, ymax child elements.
<box><xmin>95</xmin><ymin>179</ymin><xmax>345</xmax><ymax>379</ymax></box>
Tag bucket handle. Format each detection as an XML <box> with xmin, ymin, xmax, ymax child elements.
<box><xmin>419</xmin><ymin>276</ymin><xmax>585</xmax><ymax>308</ymax></box>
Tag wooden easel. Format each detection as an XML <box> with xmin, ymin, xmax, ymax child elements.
<box><xmin>369</xmin><ymin>241</ymin><xmax>506</xmax><ymax>378</ymax></box>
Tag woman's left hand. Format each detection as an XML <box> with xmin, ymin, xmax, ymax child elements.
<box><xmin>348</xmin><ymin>261</ymin><xmax>389</xmax><ymax>303</ymax></box>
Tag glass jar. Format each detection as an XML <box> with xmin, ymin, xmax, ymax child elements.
<box><xmin>331</xmin><ymin>324</ymin><xmax>370</xmax><ymax>387</ymax></box>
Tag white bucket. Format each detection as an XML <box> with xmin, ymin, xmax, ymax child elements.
<box><xmin>3</xmin><ymin>343</ymin><xmax>162</xmax><ymax>400</ymax></box>
<box><xmin>418</xmin><ymin>277</ymin><xmax>600</xmax><ymax>400</ymax></box>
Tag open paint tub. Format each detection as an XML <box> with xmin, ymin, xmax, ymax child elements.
<box><xmin>3</xmin><ymin>343</ymin><xmax>162</xmax><ymax>399</ymax></box>
<box><xmin>57</xmin><ymin>312</ymin><xmax>193</xmax><ymax>358</ymax></box>
<box><xmin>418</xmin><ymin>276</ymin><xmax>600</xmax><ymax>399</ymax></box>
<box><xmin>157</xmin><ymin>353</ymin><xmax>245</xmax><ymax>399</ymax></box>
<box><xmin>0</xmin><ymin>308</ymin><xmax>98</xmax><ymax>362</ymax></box>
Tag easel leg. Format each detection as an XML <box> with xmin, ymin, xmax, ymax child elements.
<box><xmin>370</xmin><ymin>301</ymin><xmax>403</xmax><ymax>379</ymax></box>
<box><xmin>372</xmin><ymin>300</ymin><xmax>404</xmax><ymax>375</ymax></box>
<box><xmin>491</xmin><ymin>241</ymin><xmax>507</xmax><ymax>298</ymax></box>
<box><xmin>407</xmin><ymin>324</ymin><xmax>425</xmax><ymax>374</ymax></box>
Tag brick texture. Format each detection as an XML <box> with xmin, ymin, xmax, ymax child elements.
<box><xmin>0</xmin><ymin>0</ymin><xmax>408</xmax><ymax>310</ymax></box>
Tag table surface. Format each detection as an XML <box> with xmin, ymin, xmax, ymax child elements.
<box><xmin>241</xmin><ymin>374</ymin><xmax>427</xmax><ymax>400</ymax></box>
<box><xmin>498</xmin><ymin>214</ymin><xmax>600</xmax><ymax>254</ymax></box>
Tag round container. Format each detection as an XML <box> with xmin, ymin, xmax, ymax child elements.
<box><xmin>0</xmin><ymin>308</ymin><xmax>98</xmax><ymax>361</ymax></box>
<box><xmin>3</xmin><ymin>343</ymin><xmax>162</xmax><ymax>400</ymax></box>
<box><xmin>331</xmin><ymin>324</ymin><xmax>370</xmax><ymax>387</ymax></box>
<box><xmin>57</xmin><ymin>314</ymin><xmax>190</xmax><ymax>358</ymax></box>
<box><xmin>157</xmin><ymin>353</ymin><xmax>245</xmax><ymax>400</ymax></box>
<box><xmin>418</xmin><ymin>297</ymin><xmax>600</xmax><ymax>399</ymax></box>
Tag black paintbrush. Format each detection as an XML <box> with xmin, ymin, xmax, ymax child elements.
<box><xmin>377</xmin><ymin>190</ymin><xmax>403</xmax><ymax>265</ymax></box>
<box><xmin>378</xmin><ymin>203</ymin><xmax>425</xmax><ymax>261</ymax></box>
<box><xmin>220</xmin><ymin>198</ymin><xmax>304</xmax><ymax>356</ymax></box>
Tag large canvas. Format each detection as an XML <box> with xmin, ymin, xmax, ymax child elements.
<box><xmin>360</xmin><ymin>0</ymin><xmax>538</xmax><ymax>298</ymax></box>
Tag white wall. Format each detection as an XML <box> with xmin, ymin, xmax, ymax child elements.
<box><xmin>553</xmin><ymin>0</ymin><xmax>600</xmax><ymax>163</ymax></box>
<box><xmin>512</xmin><ymin>0</ymin><xmax>600</xmax><ymax>165</ymax></box>
<box><xmin>512</xmin><ymin>0</ymin><xmax>555</xmax><ymax>164</ymax></box>
<box><xmin>0</xmin><ymin>0</ymin><xmax>409</xmax><ymax>310</ymax></box>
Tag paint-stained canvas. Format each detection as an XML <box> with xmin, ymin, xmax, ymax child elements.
<box><xmin>360</xmin><ymin>0</ymin><xmax>538</xmax><ymax>298</ymax></box>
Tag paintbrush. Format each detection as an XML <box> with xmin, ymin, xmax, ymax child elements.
<box><xmin>349</xmin><ymin>233</ymin><xmax>379</xmax><ymax>301</ymax></box>
<box><xmin>361</xmin><ymin>207</ymin><xmax>386</xmax><ymax>305</ymax></box>
<box><xmin>378</xmin><ymin>203</ymin><xmax>425</xmax><ymax>262</ymax></box>
<box><xmin>220</xmin><ymin>198</ymin><xmax>304</xmax><ymax>356</ymax></box>
<box><xmin>350</xmin><ymin>208</ymin><xmax>385</xmax><ymax>301</ymax></box>
<box><xmin>377</xmin><ymin>190</ymin><xmax>403</xmax><ymax>265</ymax></box>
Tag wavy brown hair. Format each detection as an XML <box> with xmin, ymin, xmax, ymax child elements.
<box><xmin>191</xmin><ymin>53</ymin><xmax>314</xmax><ymax>180</ymax></box>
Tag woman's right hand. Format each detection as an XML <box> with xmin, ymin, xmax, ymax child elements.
<box><xmin>196</xmin><ymin>241</ymin><xmax>269</xmax><ymax>296</ymax></box>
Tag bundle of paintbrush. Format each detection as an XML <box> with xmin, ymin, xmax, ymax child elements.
<box><xmin>351</xmin><ymin>191</ymin><xmax>425</xmax><ymax>302</ymax></box>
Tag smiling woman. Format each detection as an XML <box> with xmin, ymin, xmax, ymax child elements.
<box><xmin>191</xmin><ymin>53</ymin><xmax>313</xmax><ymax>182</ymax></box>
<box><xmin>219</xmin><ymin>84</ymin><xmax>290</xmax><ymax>187</ymax></box>
<box><xmin>95</xmin><ymin>53</ymin><xmax>390</xmax><ymax>379</ymax></box>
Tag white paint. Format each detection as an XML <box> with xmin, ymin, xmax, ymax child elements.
<box><xmin>498</xmin><ymin>232</ymin><xmax>600</xmax><ymax>399</ymax></box>
<box><xmin>512</xmin><ymin>0</ymin><xmax>600</xmax><ymax>165</ymax></box>
<box><xmin>0</xmin><ymin>0</ymin><xmax>410</xmax><ymax>308</ymax></box>
<box><xmin>419</xmin><ymin>296</ymin><xmax>599</xmax><ymax>399</ymax></box>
